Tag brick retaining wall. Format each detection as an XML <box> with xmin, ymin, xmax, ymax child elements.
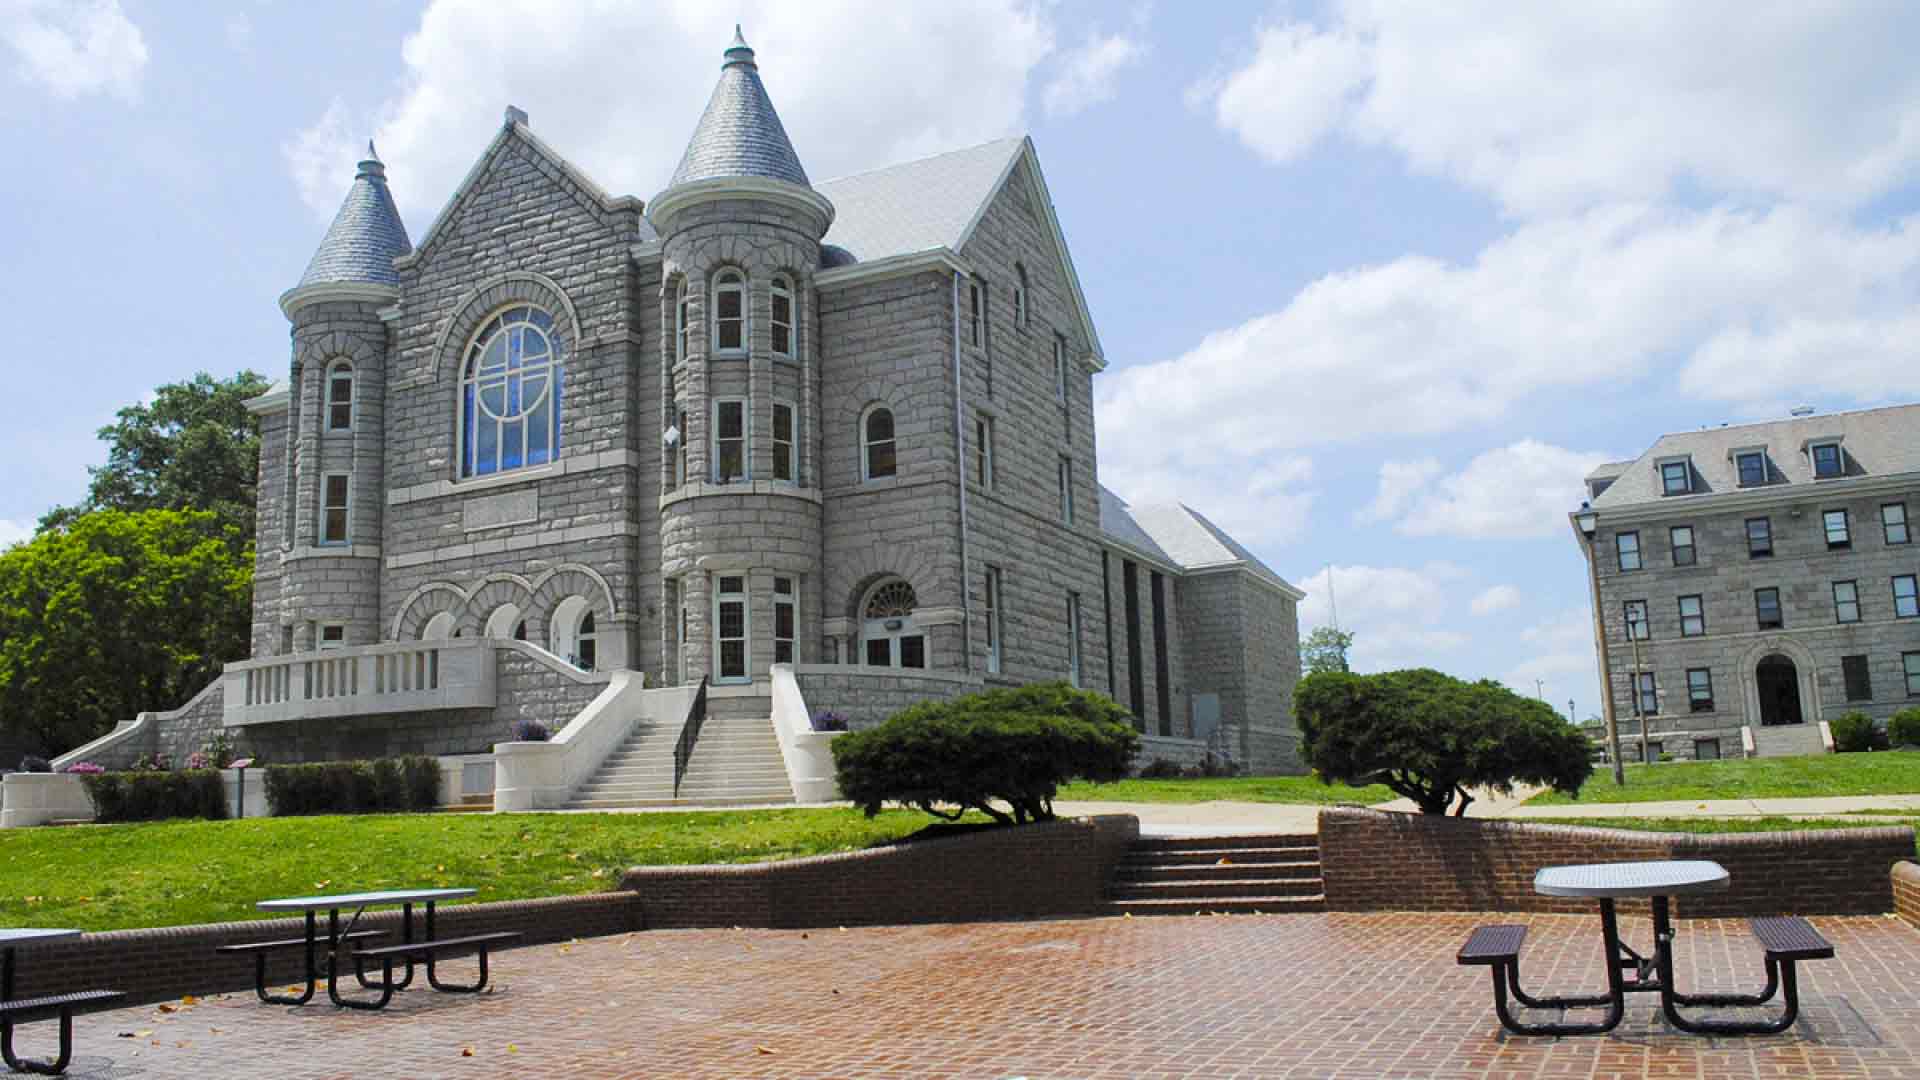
<box><xmin>1897</xmin><ymin>861</ymin><xmax>1920</xmax><ymax>929</ymax></box>
<box><xmin>1319</xmin><ymin>807</ymin><xmax>1914</xmax><ymax>917</ymax></box>
<box><xmin>6</xmin><ymin>892</ymin><xmax>640</xmax><ymax>1007</ymax></box>
<box><xmin>623</xmin><ymin>815</ymin><xmax>1140</xmax><ymax>929</ymax></box>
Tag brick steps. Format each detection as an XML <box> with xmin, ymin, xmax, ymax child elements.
<box><xmin>1106</xmin><ymin>833</ymin><xmax>1324</xmax><ymax>916</ymax></box>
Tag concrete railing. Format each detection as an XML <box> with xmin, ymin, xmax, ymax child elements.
<box><xmin>493</xmin><ymin>675</ymin><xmax>697</xmax><ymax>812</ymax></box>
<box><xmin>769</xmin><ymin>663</ymin><xmax>842</xmax><ymax>802</ymax></box>
<box><xmin>0</xmin><ymin>772</ymin><xmax>94</xmax><ymax>828</ymax></box>
<box><xmin>223</xmin><ymin>639</ymin><xmax>496</xmax><ymax>727</ymax></box>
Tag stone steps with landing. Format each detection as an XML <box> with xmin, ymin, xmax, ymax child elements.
<box><xmin>1105</xmin><ymin>834</ymin><xmax>1326</xmax><ymax>916</ymax></box>
<box><xmin>566</xmin><ymin>708</ymin><xmax>793</xmax><ymax>809</ymax></box>
<box><xmin>1748</xmin><ymin>724</ymin><xmax>1827</xmax><ymax>758</ymax></box>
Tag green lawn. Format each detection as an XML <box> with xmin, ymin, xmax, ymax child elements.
<box><xmin>1528</xmin><ymin>815</ymin><xmax>1919</xmax><ymax>836</ymax></box>
<box><xmin>0</xmin><ymin>808</ymin><xmax>942</xmax><ymax>932</ymax></box>
<box><xmin>1055</xmin><ymin>775</ymin><xmax>1392</xmax><ymax>805</ymax></box>
<box><xmin>1527</xmin><ymin>751</ymin><xmax>1920</xmax><ymax>805</ymax></box>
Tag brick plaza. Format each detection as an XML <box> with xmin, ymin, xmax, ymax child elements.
<box><xmin>27</xmin><ymin>911</ymin><xmax>1920</xmax><ymax>1079</ymax></box>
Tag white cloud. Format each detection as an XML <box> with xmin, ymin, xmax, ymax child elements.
<box><xmin>287</xmin><ymin>1</ymin><xmax>1054</xmax><ymax>221</ymax></box>
<box><xmin>2</xmin><ymin>0</ymin><xmax>147</xmax><ymax>102</ymax></box>
<box><xmin>1109</xmin><ymin>455</ymin><xmax>1315</xmax><ymax>548</ymax></box>
<box><xmin>1041</xmin><ymin>32</ymin><xmax>1145</xmax><ymax>118</ymax></box>
<box><xmin>224</xmin><ymin>11</ymin><xmax>251</xmax><ymax>54</ymax></box>
<box><xmin>0</xmin><ymin>518</ymin><xmax>31</xmax><ymax>548</ymax></box>
<box><xmin>1470</xmin><ymin>584</ymin><xmax>1521</xmax><ymax>617</ymax></box>
<box><xmin>1201</xmin><ymin>5</ymin><xmax>1920</xmax><ymax>216</ymax></box>
<box><xmin>1392</xmin><ymin>440</ymin><xmax>1612</xmax><ymax>539</ymax></box>
<box><xmin>1501</xmin><ymin>608</ymin><xmax>1596</xmax><ymax>710</ymax></box>
<box><xmin>1358</xmin><ymin>457</ymin><xmax>1438</xmax><ymax>523</ymax></box>
<box><xmin>1294</xmin><ymin>563</ymin><xmax>1470</xmax><ymax>672</ymax></box>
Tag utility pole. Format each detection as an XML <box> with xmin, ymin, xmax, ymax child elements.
<box><xmin>1568</xmin><ymin>698</ymin><xmax>1576</xmax><ymax>726</ymax></box>
<box><xmin>1535</xmin><ymin>678</ymin><xmax>1546</xmax><ymax>701</ymax></box>
<box><xmin>1327</xmin><ymin>563</ymin><xmax>1339</xmax><ymax>632</ymax></box>
<box><xmin>1629</xmin><ymin>611</ymin><xmax>1650</xmax><ymax>765</ymax></box>
<box><xmin>1573</xmin><ymin>506</ymin><xmax>1626</xmax><ymax>785</ymax></box>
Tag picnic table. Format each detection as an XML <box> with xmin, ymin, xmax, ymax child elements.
<box><xmin>229</xmin><ymin>888</ymin><xmax>518</xmax><ymax>1010</ymax></box>
<box><xmin>1457</xmin><ymin>859</ymin><xmax>1833</xmax><ymax>1036</ymax></box>
<box><xmin>1</xmin><ymin>929</ymin><xmax>124</xmax><ymax>1075</ymax></box>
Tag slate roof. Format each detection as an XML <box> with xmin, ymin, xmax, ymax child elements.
<box><xmin>1588</xmin><ymin>403</ymin><xmax>1920</xmax><ymax>509</ymax></box>
<box><xmin>297</xmin><ymin>148</ymin><xmax>411</xmax><ymax>289</ymax></box>
<box><xmin>1099</xmin><ymin>485</ymin><xmax>1303</xmax><ymax>597</ymax></box>
<box><xmin>668</xmin><ymin>28</ymin><xmax>810</xmax><ymax>190</ymax></box>
<box><xmin>815</xmin><ymin>138</ymin><xmax>1024</xmax><ymax>263</ymax></box>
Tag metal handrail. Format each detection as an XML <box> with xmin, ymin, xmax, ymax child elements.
<box><xmin>672</xmin><ymin>677</ymin><xmax>708</xmax><ymax>797</ymax></box>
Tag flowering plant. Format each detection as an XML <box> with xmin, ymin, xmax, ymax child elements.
<box><xmin>809</xmin><ymin>709</ymin><xmax>848</xmax><ymax>732</ymax></box>
<box><xmin>62</xmin><ymin>762</ymin><xmax>105</xmax><ymax>775</ymax></box>
<box><xmin>509</xmin><ymin>718</ymin><xmax>552</xmax><ymax>742</ymax></box>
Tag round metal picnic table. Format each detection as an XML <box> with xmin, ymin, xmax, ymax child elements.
<box><xmin>1534</xmin><ymin>859</ymin><xmax>1729</xmax><ymax>899</ymax></box>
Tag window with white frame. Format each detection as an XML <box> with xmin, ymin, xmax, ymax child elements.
<box><xmin>673</xmin><ymin>405</ymin><xmax>688</xmax><ymax>487</ymax></box>
<box><xmin>1810</xmin><ymin>440</ymin><xmax>1844</xmax><ymax>478</ymax></box>
<box><xmin>862</xmin><ymin>406</ymin><xmax>896</xmax><ymax>480</ymax></box>
<box><xmin>771</xmin><ymin>275</ymin><xmax>795</xmax><ymax>359</ymax></box>
<box><xmin>973</xmin><ymin>415</ymin><xmax>994</xmax><ymax>489</ymax></box>
<box><xmin>1746</xmin><ymin>517</ymin><xmax>1772</xmax><ymax>558</ymax></box>
<box><xmin>1633</xmin><ymin>671</ymin><xmax>1657</xmax><ymax>715</ymax></box>
<box><xmin>1755</xmin><ymin>587</ymin><xmax>1784</xmax><ymax>629</ymax></box>
<box><xmin>1884</xmin><ymin>503</ymin><xmax>1910</xmax><ymax>545</ymax></box>
<box><xmin>318</xmin><ymin>623</ymin><xmax>346</xmax><ymax>651</ymax></box>
<box><xmin>1834</xmin><ymin>580</ymin><xmax>1861</xmax><ymax>623</ymax></box>
<box><xmin>460</xmin><ymin>305</ymin><xmax>563</xmax><ymax>478</ymax></box>
<box><xmin>326</xmin><ymin>361</ymin><xmax>354</xmax><ymax>431</ymax></box>
<box><xmin>1053</xmin><ymin>334</ymin><xmax>1068</xmax><ymax>404</ymax></box>
<box><xmin>715</xmin><ymin>575</ymin><xmax>748</xmax><ymax>682</ymax></box>
<box><xmin>712</xmin><ymin>269</ymin><xmax>746</xmax><ymax>354</ymax></box>
<box><xmin>1066</xmin><ymin>592</ymin><xmax>1082</xmax><ymax>687</ymax></box>
<box><xmin>1058</xmin><ymin>457</ymin><xmax>1074</xmax><ymax>525</ymax></box>
<box><xmin>772</xmin><ymin>401</ymin><xmax>795</xmax><ymax>482</ymax></box>
<box><xmin>1012</xmin><ymin>264</ymin><xmax>1029</xmax><ymax>327</ymax></box>
<box><xmin>713</xmin><ymin>398</ymin><xmax>746</xmax><ymax>483</ymax></box>
<box><xmin>1686</xmin><ymin>668</ymin><xmax>1713</xmax><ymax>712</ymax></box>
<box><xmin>1824</xmin><ymin>509</ymin><xmax>1851</xmax><ymax>550</ymax></box>
<box><xmin>1906</xmin><ymin>651</ymin><xmax>1920</xmax><ymax>697</ymax></box>
<box><xmin>773</xmin><ymin>576</ymin><xmax>796</xmax><ymax>664</ymax></box>
<box><xmin>1670</xmin><ymin>525</ymin><xmax>1696</xmax><ymax>566</ymax></box>
<box><xmin>674</xmin><ymin>279</ymin><xmax>690</xmax><ymax>364</ymax></box>
<box><xmin>1678</xmin><ymin>595</ymin><xmax>1705</xmax><ymax>637</ymax></box>
<box><xmin>1896</xmin><ymin>574</ymin><xmax>1920</xmax><ymax>619</ymax></box>
<box><xmin>1624</xmin><ymin>599</ymin><xmax>1649</xmax><ymax>640</ymax></box>
<box><xmin>1658</xmin><ymin>458</ymin><xmax>1691</xmax><ymax>496</ymax></box>
<box><xmin>321</xmin><ymin>473</ymin><xmax>349</xmax><ymax>545</ymax></box>
<box><xmin>984</xmin><ymin>566</ymin><xmax>1003</xmax><ymax>674</ymax></box>
<box><xmin>576</xmin><ymin>610</ymin><xmax>597</xmax><ymax>671</ymax></box>
<box><xmin>1734</xmin><ymin>450</ymin><xmax>1767</xmax><ymax>487</ymax></box>
<box><xmin>1616</xmin><ymin>530</ymin><xmax>1642</xmax><ymax>571</ymax></box>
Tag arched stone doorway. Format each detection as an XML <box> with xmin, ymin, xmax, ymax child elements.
<box><xmin>1755</xmin><ymin>653</ymin><xmax>1804</xmax><ymax>726</ymax></box>
<box><xmin>859</xmin><ymin>578</ymin><xmax>925</xmax><ymax>669</ymax></box>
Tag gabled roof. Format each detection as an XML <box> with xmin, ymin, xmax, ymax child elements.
<box><xmin>297</xmin><ymin>146</ymin><xmax>411</xmax><ymax>289</ymax></box>
<box><xmin>1589</xmin><ymin>402</ymin><xmax>1920</xmax><ymax>508</ymax></box>
<box><xmin>668</xmin><ymin>28</ymin><xmax>809</xmax><ymax>190</ymax></box>
<box><xmin>1099</xmin><ymin>485</ymin><xmax>1305</xmax><ymax>599</ymax></box>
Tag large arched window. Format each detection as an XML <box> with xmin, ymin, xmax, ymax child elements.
<box><xmin>712</xmin><ymin>269</ymin><xmax>746</xmax><ymax>354</ymax></box>
<box><xmin>674</xmin><ymin>278</ymin><xmax>690</xmax><ymax>364</ymax></box>
<box><xmin>771</xmin><ymin>275</ymin><xmax>795</xmax><ymax>359</ymax></box>
<box><xmin>862</xmin><ymin>406</ymin><xmax>896</xmax><ymax>481</ymax></box>
<box><xmin>460</xmin><ymin>305</ymin><xmax>562</xmax><ymax>478</ymax></box>
<box><xmin>326</xmin><ymin>361</ymin><xmax>354</xmax><ymax>431</ymax></box>
<box><xmin>549</xmin><ymin>595</ymin><xmax>597</xmax><ymax>671</ymax></box>
<box><xmin>483</xmin><ymin>603</ymin><xmax>522</xmax><ymax>640</ymax></box>
<box><xmin>860</xmin><ymin>578</ymin><xmax>924</xmax><ymax>668</ymax></box>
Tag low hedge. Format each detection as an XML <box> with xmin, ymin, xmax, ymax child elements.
<box><xmin>264</xmin><ymin>756</ymin><xmax>442</xmax><ymax>816</ymax></box>
<box><xmin>80</xmin><ymin>769</ymin><xmax>228</xmax><ymax>823</ymax></box>
<box><xmin>1891</xmin><ymin>708</ymin><xmax>1920</xmax><ymax>749</ymax></box>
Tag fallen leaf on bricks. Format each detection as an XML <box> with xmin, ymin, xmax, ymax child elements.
<box><xmin>507</xmin><ymin>1045</ymin><xmax>519</xmax><ymax>1054</ymax></box>
<box><xmin>181</xmin><ymin>995</ymin><xmax>200</xmax><ymax>1006</ymax></box>
<box><xmin>755</xmin><ymin>1045</ymin><xmax>776</xmax><ymax>1055</ymax></box>
<box><xmin>155</xmin><ymin>1004</ymin><xmax>177</xmax><ymax>1014</ymax></box>
<box><xmin>460</xmin><ymin>1047</ymin><xmax>475</xmax><ymax>1057</ymax></box>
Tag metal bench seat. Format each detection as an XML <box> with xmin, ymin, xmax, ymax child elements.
<box><xmin>1457</xmin><ymin>925</ymin><xmax>1526</xmax><ymax>966</ymax></box>
<box><xmin>216</xmin><ymin>929</ymin><xmax>385</xmax><ymax>955</ymax></box>
<box><xmin>1749</xmin><ymin>916</ymin><xmax>1834</xmax><ymax>961</ymax></box>
<box><xmin>351</xmin><ymin>931</ymin><xmax>521</xmax><ymax>961</ymax></box>
<box><xmin>1</xmin><ymin>989</ymin><xmax>125</xmax><ymax>1075</ymax></box>
<box><xmin>344</xmin><ymin>931</ymin><xmax>522</xmax><ymax>1007</ymax></box>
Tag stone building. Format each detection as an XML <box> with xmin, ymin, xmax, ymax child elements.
<box><xmin>60</xmin><ymin>31</ymin><xmax>1303</xmax><ymax>804</ymax></box>
<box><xmin>1573</xmin><ymin>404</ymin><xmax>1920</xmax><ymax>761</ymax></box>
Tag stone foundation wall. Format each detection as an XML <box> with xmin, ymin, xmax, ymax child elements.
<box><xmin>792</xmin><ymin>667</ymin><xmax>983</xmax><ymax>730</ymax></box>
<box><xmin>1319</xmin><ymin>807</ymin><xmax>1914</xmax><ymax>917</ymax></box>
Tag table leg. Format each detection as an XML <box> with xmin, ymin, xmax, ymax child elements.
<box><xmin>1655</xmin><ymin>897</ymin><xmax>1800</xmax><ymax>1035</ymax></box>
<box><xmin>1491</xmin><ymin>899</ymin><xmax>1626</xmax><ymax>1036</ymax></box>
<box><xmin>327</xmin><ymin>908</ymin><xmax>395</xmax><ymax>1011</ymax></box>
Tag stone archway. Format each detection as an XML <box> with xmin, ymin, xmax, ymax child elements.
<box><xmin>858</xmin><ymin>577</ymin><xmax>925</xmax><ymax>669</ymax></box>
<box><xmin>1736</xmin><ymin>636</ymin><xmax>1822</xmax><ymax>729</ymax></box>
<box><xmin>1755</xmin><ymin>654</ymin><xmax>1804</xmax><ymax>726</ymax></box>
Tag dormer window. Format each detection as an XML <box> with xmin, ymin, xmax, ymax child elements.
<box><xmin>712</xmin><ymin>270</ymin><xmax>745</xmax><ymax>354</ymax></box>
<box><xmin>1734</xmin><ymin>450</ymin><xmax>1767</xmax><ymax>487</ymax></box>
<box><xmin>1657</xmin><ymin>457</ymin><xmax>1692</xmax><ymax>496</ymax></box>
<box><xmin>1809</xmin><ymin>440</ymin><xmax>1844</xmax><ymax>479</ymax></box>
<box><xmin>771</xmin><ymin>275</ymin><xmax>795</xmax><ymax>359</ymax></box>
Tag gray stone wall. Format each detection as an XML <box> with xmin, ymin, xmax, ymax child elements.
<box><xmin>793</xmin><ymin>668</ymin><xmax>984</xmax><ymax>731</ymax></box>
<box><xmin>251</xmin><ymin>409</ymin><xmax>288</xmax><ymax>656</ymax></box>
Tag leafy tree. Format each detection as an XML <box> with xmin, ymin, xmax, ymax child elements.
<box><xmin>40</xmin><ymin>371</ymin><xmax>270</xmax><ymax>542</ymax></box>
<box><xmin>1295</xmin><ymin>668</ymin><xmax>1593</xmax><ymax>815</ymax></box>
<box><xmin>0</xmin><ymin>510</ymin><xmax>251</xmax><ymax>755</ymax></box>
<box><xmin>833</xmin><ymin>682</ymin><xmax>1139</xmax><ymax>825</ymax></box>
<box><xmin>1300</xmin><ymin>625</ymin><xmax>1354</xmax><ymax>675</ymax></box>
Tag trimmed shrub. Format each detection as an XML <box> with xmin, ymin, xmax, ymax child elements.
<box><xmin>1889</xmin><ymin>707</ymin><xmax>1920</xmax><ymax>750</ymax></box>
<box><xmin>1829</xmin><ymin>711</ymin><xmax>1881</xmax><ymax>753</ymax></box>
<box><xmin>1136</xmin><ymin>758</ymin><xmax>1184</xmax><ymax>779</ymax></box>
<box><xmin>832</xmin><ymin>681</ymin><xmax>1139</xmax><ymax>825</ymax></box>
<box><xmin>18</xmin><ymin>755</ymin><xmax>50</xmax><ymax>773</ymax></box>
<box><xmin>264</xmin><ymin>756</ymin><xmax>443</xmax><ymax>816</ymax></box>
<box><xmin>81</xmin><ymin>769</ymin><xmax>227</xmax><ymax>823</ymax></box>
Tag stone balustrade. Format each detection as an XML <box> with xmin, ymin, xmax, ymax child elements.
<box><xmin>223</xmin><ymin>638</ymin><xmax>497</xmax><ymax>727</ymax></box>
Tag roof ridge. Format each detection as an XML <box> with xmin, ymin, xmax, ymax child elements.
<box><xmin>815</xmin><ymin>135</ymin><xmax>1025</xmax><ymax>187</ymax></box>
<box><xmin>1647</xmin><ymin>401</ymin><xmax>1920</xmax><ymax>444</ymax></box>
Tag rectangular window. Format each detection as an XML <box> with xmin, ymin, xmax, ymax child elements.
<box><xmin>771</xmin><ymin>287</ymin><xmax>794</xmax><ymax>357</ymax></box>
<box><xmin>1634</xmin><ymin>671</ymin><xmax>1657</xmax><ymax>716</ymax></box>
<box><xmin>674</xmin><ymin>407</ymin><xmax>688</xmax><ymax>487</ymax></box>
<box><xmin>1755</xmin><ymin>587</ymin><xmax>1783</xmax><ymax>630</ymax></box>
<box><xmin>715</xmin><ymin>575</ymin><xmax>747</xmax><ymax>682</ymax></box>
<box><xmin>1884</xmin><ymin>503</ymin><xmax>1910</xmax><ymax>545</ymax></box>
<box><xmin>772</xmin><ymin>577</ymin><xmax>795</xmax><ymax>665</ymax></box>
<box><xmin>1670</xmin><ymin>525</ymin><xmax>1696</xmax><ymax>566</ymax></box>
<box><xmin>968</xmin><ymin>279</ymin><xmax>982</xmax><ymax>346</ymax></box>
<box><xmin>1906</xmin><ymin>652</ymin><xmax>1920</xmax><ymax>697</ymax></box>
<box><xmin>984</xmin><ymin>566</ymin><xmax>1003</xmax><ymax>675</ymax></box>
<box><xmin>1686</xmin><ymin>668</ymin><xmax>1713</xmax><ymax>713</ymax></box>
<box><xmin>1811</xmin><ymin>441</ymin><xmax>1844</xmax><ymax>478</ymax></box>
<box><xmin>1842</xmin><ymin>654</ymin><xmax>1873</xmax><ymax>702</ymax></box>
<box><xmin>327</xmin><ymin>370</ymin><xmax>353</xmax><ymax>431</ymax></box>
<box><xmin>1896</xmin><ymin>574</ymin><xmax>1920</xmax><ymax>619</ymax></box>
<box><xmin>974</xmin><ymin>274</ymin><xmax>992</xmax><ymax>396</ymax></box>
<box><xmin>1643</xmin><ymin>740</ymin><xmax>1661</xmax><ymax>764</ymax></box>
<box><xmin>713</xmin><ymin>399</ymin><xmax>746</xmax><ymax>483</ymax></box>
<box><xmin>1053</xmin><ymin>334</ymin><xmax>1069</xmax><ymax>404</ymax></box>
<box><xmin>1659</xmin><ymin>459</ymin><xmax>1690</xmax><ymax>495</ymax></box>
<box><xmin>318</xmin><ymin>623</ymin><xmax>346</xmax><ymax>651</ymax></box>
<box><xmin>1694</xmin><ymin>738</ymin><xmax>1720</xmax><ymax>761</ymax></box>
<box><xmin>1123</xmin><ymin>560</ymin><xmax>1144</xmax><ymax>723</ymax></box>
<box><xmin>321</xmin><ymin>473</ymin><xmax>349</xmax><ymax>545</ymax></box>
<box><xmin>1735</xmin><ymin>451</ymin><xmax>1766</xmax><ymax>487</ymax></box>
<box><xmin>1150</xmin><ymin>571</ymin><xmax>1171</xmax><ymax>737</ymax></box>
<box><xmin>772</xmin><ymin>402</ymin><xmax>795</xmax><ymax>483</ymax></box>
<box><xmin>1823</xmin><ymin>508</ymin><xmax>1851</xmax><ymax>550</ymax></box>
<box><xmin>1058</xmin><ymin>457</ymin><xmax>1075</xmax><ymax>525</ymax></box>
<box><xmin>1616</xmin><ymin>531</ymin><xmax>1641</xmax><ymax>571</ymax></box>
<box><xmin>974</xmin><ymin>415</ymin><xmax>994</xmax><ymax>489</ymax></box>
<box><xmin>1834</xmin><ymin>580</ymin><xmax>1861</xmax><ymax>624</ymax></box>
<box><xmin>1066</xmin><ymin>592</ymin><xmax>1083</xmax><ymax>688</ymax></box>
<box><xmin>1624</xmin><ymin>599</ymin><xmax>1650</xmax><ymax>640</ymax></box>
<box><xmin>1101</xmin><ymin>551</ymin><xmax>1116</xmax><ymax>697</ymax></box>
<box><xmin>1677</xmin><ymin>595</ymin><xmax>1705</xmax><ymax>637</ymax></box>
<box><xmin>1746</xmin><ymin>517</ymin><xmax>1773</xmax><ymax>558</ymax></box>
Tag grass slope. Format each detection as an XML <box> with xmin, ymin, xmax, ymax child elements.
<box><xmin>1055</xmin><ymin>775</ymin><xmax>1392</xmax><ymax>805</ymax></box>
<box><xmin>0</xmin><ymin>808</ymin><xmax>937</xmax><ymax>933</ymax></box>
<box><xmin>1526</xmin><ymin>752</ymin><xmax>1920</xmax><ymax>805</ymax></box>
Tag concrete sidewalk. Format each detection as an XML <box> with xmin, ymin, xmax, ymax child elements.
<box><xmin>1504</xmin><ymin>792</ymin><xmax>1920</xmax><ymax>818</ymax></box>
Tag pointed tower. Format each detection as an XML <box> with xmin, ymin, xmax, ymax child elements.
<box><xmin>651</xmin><ymin>29</ymin><xmax>833</xmax><ymax>688</ymax></box>
<box><xmin>264</xmin><ymin>145</ymin><xmax>410</xmax><ymax>653</ymax></box>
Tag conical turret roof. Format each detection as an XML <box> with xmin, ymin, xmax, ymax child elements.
<box><xmin>297</xmin><ymin>143</ymin><xmax>412</xmax><ymax>288</ymax></box>
<box><xmin>668</xmin><ymin>27</ymin><xmax>810</xmax><ymax>189</ymax></box>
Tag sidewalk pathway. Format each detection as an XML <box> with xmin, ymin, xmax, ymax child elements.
<box><xmin>1502</xmin><ymin>792</ymin><xmax>1920</xmax><ymax>819</ymax></box>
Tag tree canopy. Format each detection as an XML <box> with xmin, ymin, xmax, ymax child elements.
<box><xmin>0</xmin><ymin>510</ymin><xmax>251</xmax><ymax>755</ymax></box>
<box><xmin>40</xmin><ymin>371</ymin><xmax>270</xmax><ymax>541</ymax></box>
<box><xmin>1300</xmin><ymin>625</ymin><xmax>1354</xmax><ymax>675</ymax></box>
<box><xmin>1295</xmin><ymin>668</ymin><xmax>1593</xmax><ymax>814</ymax></box>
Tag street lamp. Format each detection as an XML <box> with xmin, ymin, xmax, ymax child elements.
<box><xmin>1573</xmin><ymin>502</ymin><xmax>1626</xmax><ymax>785</ymax></box>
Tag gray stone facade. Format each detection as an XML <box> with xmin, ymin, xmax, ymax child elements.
<box><xmin>1578</xmin><ymin>405</ymin><xmax>1920</xmax><ymax>760</ymax></box>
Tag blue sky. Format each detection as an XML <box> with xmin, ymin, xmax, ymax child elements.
<box><xmin>6</xmin><ymin>1</ymin><xmax>1920</xmax><ymax>722</ymax></box>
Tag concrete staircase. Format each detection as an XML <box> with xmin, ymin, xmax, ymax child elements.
<box><xmin>1106</xmin><ymin>834</ymin><xmax>1325</xmax><ymax>916</ymax></box>
<box><xmin>1747</xmin><ymin>723</ymin><xmax>1827</xmax><ymax>758</ymax></box>
<box><xmin>567</xmin><ymin>694</ymin><xmax>794</xmax><ymax>809</ymax></box>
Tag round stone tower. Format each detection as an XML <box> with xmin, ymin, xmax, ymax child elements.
<box><xmin>275</xmin><ymin>145</ymin><xmax>411</xmax><ymax>651</ymax></box>
<box><xmin>650</xmin><ymin>28</ymin><xmax>834</xmax><ymax>687</ymax></box>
